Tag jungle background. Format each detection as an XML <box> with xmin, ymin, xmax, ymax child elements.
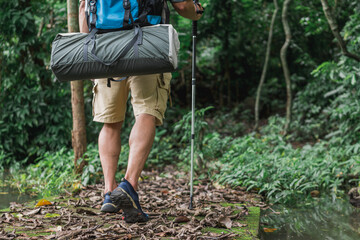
<box><xmin>0</xmin><ymin>0</ymin><xmax>360</xmax><ymax>208</ymax></box>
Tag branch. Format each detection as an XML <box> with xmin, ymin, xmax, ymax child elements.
<box><xmin>320</xmin><ymin>0</ymin><xmax>360</xmax><ymax>62</ymax></box>
<box><xmin>254</xmin><ymin>0</ymin><xmax>279</xmax><ymax>131</ymax></box>
<box><xmin>37</xmin><ymin>17</ymin><xmax>45</xmax><ymax>38</ymax></box>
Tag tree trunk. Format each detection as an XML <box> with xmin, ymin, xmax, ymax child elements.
<box><xmin>254</xmin><ymin>0</ymin><xmax>279</xmax><ymax>131</ymax></box>
<box><xmin>68</xmin><ymin>0</ymin><xmax>87</xmax><ymax>173</ymax></box>
<box><xmin>320</xmin><ymin>0</ymin><xmax>360</xmax><ymax>62</ymax></box>
<box><xmin>280</xmin><ymin>0</ymin><xmax>292</xmax><ymax>134</ymax></box>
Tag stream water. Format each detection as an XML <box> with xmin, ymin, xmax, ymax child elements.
<box><xmin>260</xmin><ymin>196</ymin><xmax>360</xmax><ymax>240</ymax></box>
<box><xmin>0</xmin><ymin>172</ymin><xmax>37</xmax><ymax>209</ymax></box>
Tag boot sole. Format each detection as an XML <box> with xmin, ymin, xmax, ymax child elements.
<box><xmin>110</xmin><ymin>187</ymin><xmax>148</xmax><ymax>223</ymax></box>
<box><xmin>100</xmin><ymin>203</ymin><xmax>120</xmax><ymax>213</ymax></box>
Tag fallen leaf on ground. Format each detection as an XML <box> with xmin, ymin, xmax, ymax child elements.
<box><xmin>35</xmin><ymin>199</ymin><xmax>52</xmax><ymax>207</ymax></box>
<box><xmin>218</xmin><ymin>216</ymin><xmax>232</xmax><ymax>229</ymax></box>
<box><xmin>46</xmin><ymin>226</ymin><xmax>62</xmax><ymax>232</ymax></box>
<box><xmin>44</xmin><ymin>213</ymin><xmax>61</xmax><ymax>218</ymax></box>
<box><xmin>23</xmin><ymin>208</ymin><xmax>41</xmax><ymax>216</ymax></box>
<box><xmin>233</xmin><ymin>222</ymin><xmax>247</xmax><ymax>227</ymax></box>
<box><xmin>89</xmin><ymin>196</ymin><xmax>101</xmax><ymax>202</ymax></box>
<box><xmin>0</xmin><ymin>167</ymin><xmax>266</xmax><ymax>239</ymax></box>
<box><xmin>75</xmin><ymin>208</ymin><xmax>98</xmax><ymax>215</ymax></box>
<box><xmin>263</xmin><ymin>227</ymin><xmax>277</xmax><ymax>232</ymax></box>
<box><xmin>173</xmin><ymin>215</ymin><xmax>190</xmax><ymax>223</ymax></box>
<box><xmin>161</xmin><ymin>190</ymin><xmax>169</xmax><ymax>195</ymax></box>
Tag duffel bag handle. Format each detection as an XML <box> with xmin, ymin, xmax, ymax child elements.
<box><xmin>83</xmin><ymin>26</ymin><xmax>142</xmax><ymax>66</ymax></box>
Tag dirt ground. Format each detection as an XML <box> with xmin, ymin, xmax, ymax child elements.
<box><xmin>0</xmin><ymin>168</ymin><xmax>266</xmax><ymax>239</ymax></box>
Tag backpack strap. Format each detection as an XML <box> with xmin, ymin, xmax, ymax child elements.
<box><xmin>163</xmin><ymin>0</ymin><xmax>170</xmax><ymax>24</ymax></box>
<box><xmin>123</xmin><ymin>0</ymin><xmax>134</xmax><ymax>28</ymax></box>
<box><xmin>89</xmin><ymin>0</ymin><xmax>97</xmax><ymax>30</ymax></box>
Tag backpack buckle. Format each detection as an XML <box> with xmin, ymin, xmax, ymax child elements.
<box><xmin>90</xmin><ymin>0</ymin><xmax>97</xmax><ymax>13</ymax></box>
<box><xmin>123</xmin><ymin>0</ymin><xmax>131</xmax><ymax>10</ymax></box>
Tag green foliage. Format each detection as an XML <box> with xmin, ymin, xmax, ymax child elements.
<box><xmin>292</xmin><ymin>59</ymin><xmax>360</xmax><ymax>144</ymax></box>
<box><xmin>8</xmin><ymin>144</ymin><xmax>104</xmax><ymax>196</ymax></box>
<box><xmin>10</xmin><ymin>147</ymin><xmax>76</xmax><ymax>197</ymax></box>
<box><xmin>291</xmin><ymin>5</ymin><xmax>360</xmax><ymax>144</ymax></box>
<box><xmin>0</xmin><ymin>0</ymin><xmax>101</xmax><ymax>162</ymax></box>
<box><xmin>0</xmin><ymin>151</ymin><xmax>14</xmax><ymax>171</ymax></box>
<box><xmin>214</xmin><ymin>116</ymin><xmax>360</xmax><ymax>204</ymax></box>
<box><xmin>146</xmin><ymin>129</ymin><xmax>177</xmax><ymax>168</ymax></box>
<box><xmin>81</xmin><ymin>143</ymin><xmax>129</xmax><ymax>186</ymax></box>
<box><xmin>0</xmin><ymin>0</ymin><xmax>71</xmax><ymax>160</ymax></box>
<box><xmin>172</xmin><ymin>106</ymin><xmax>214</xmax><ymax>170</ymax></box>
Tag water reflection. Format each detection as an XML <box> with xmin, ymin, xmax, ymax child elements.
<box><xmin>0</xmin><ymin>172</ymin><xmax>36</xmax><ymax>209</ymax></box>
<box><xmin>260</xmin><ymin>196</ymin><xmax>360</xmax><ymax>240</ymax></box>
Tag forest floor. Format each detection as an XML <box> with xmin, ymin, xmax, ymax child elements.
<box><xmin>0</xmin><ymin>167</ymin><xmax>266</xmax><ymax>239</ymax></box>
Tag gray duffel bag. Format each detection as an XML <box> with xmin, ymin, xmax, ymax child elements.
<box><xmin>50</xmin><ymin>24</ymin><xmax>180</xmax><ymax>82</ymax></box>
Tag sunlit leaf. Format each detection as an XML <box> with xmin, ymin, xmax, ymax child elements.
<box><xmin>263</xmin><ymin>228</ymin><xmax>277</xmax><ymax>233</ymax></box>
<box><xmin>35</xmin><ymin>199</ymin><xmax>52</xmax><ymax>207</ymax></box>
<box><xmin>44</xmin><ymin>213</ymin><xmax>61</xmax><ymax>218</ymax></box>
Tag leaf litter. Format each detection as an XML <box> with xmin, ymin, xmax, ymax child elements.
<box><xmin>0</xmin><ymin>167</ymin><xmax>265</xmax><ymax>239</ymax></box>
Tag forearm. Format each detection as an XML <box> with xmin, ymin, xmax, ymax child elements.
<box><xmin>79</xmin><ymin>0</ymin><xmax>89</xmax><ymax>33</ymax></box>
<box><xmin>172</xmin><ymin>0</ymin><xmax>203</xmax><ymax>21</ymax></box>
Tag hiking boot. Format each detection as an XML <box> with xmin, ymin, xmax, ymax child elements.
<box><xmin>100</xmin><ymin>192</ymin><xmax>120</xmax><ymax>213</ymax></box>
<box><xmin>110</xmin><ymin>178</ymin><xmax>149</xmax><ymax>223</ymax></box>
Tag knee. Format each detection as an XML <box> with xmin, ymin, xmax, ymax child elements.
<box><xmin>136</xmin><ymin>114</ymin><xmax>156</xmax><ymax>124</ymax></box>
<box><xmin>103</xmin><ymin>121</ymin><xmax>123</xmax><ymax>132</ymax></box>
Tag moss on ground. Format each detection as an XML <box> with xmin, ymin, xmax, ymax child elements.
<box><xmin>202</xmin><ymin>205</ymin><xmax>260</xmax><ymax>240</ymax></box>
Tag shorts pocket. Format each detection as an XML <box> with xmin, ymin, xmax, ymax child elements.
<box><xmin>155</xmin><ymin>73</ymin><xmax>172</xmax><ymax>115</ymax></box>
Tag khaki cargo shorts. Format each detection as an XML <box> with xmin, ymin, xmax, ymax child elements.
<box><xmin>92</xmin><ymin>73</ymin><xmax>172</xmax><ymax>126</ymax></box>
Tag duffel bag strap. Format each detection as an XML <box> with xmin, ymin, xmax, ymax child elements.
<box><xmin>107</xmin><ymin>77</ymin><xmax>127</xmax><ymax>88</ymax></box>
<box><xmin>133</xmin><ymin>25</ymin><xmax>143</xmax><ymax>58</ymax></box>
<box><xmin>83</xmin><ymin>25</ymin><xmax>143</xmax><ymax>65</ymax></box>
<box><xmin>83</xmin><ymin>28</ymin><xmax>98</xmax><ymax>62</ymax></box>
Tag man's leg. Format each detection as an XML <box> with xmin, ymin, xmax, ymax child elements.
<box><xmin>125</xmin><ymin>114</ymin><xmax>156</xmax><ymax>191</ymax></box>
<box><xmin>110</xmin><ymin>114</ymin><xmax>155</xmax><ymax>222</ymax></box>
<box><xmin>92</xmin><ymin>78</ymin><xmax>129</xmax><ymax>213</ymax></box>
<box><xmin>110</xmin><ymin>73</ymin><xmax>171</xmax><ymax>222</ymax></box>
<box><xmin>98</xmin><ymin>122</ymin><xmax>123</xmax><ymax>194</ymax></box>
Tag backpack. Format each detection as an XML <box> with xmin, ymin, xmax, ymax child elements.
<box><xmin>85</xmin><ymin>0</ymin><xmax>170</xmax><ymax>32</ymax></box>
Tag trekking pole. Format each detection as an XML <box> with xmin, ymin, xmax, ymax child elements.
<box><xmin>189</xmin><ymin>0</ymin><xmax>203</xmax><ymax>210</ymax></box>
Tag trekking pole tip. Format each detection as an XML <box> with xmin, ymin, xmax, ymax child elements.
<box><xmin>189</xmin><ymin>195</ymin><xmax>194</xmax><ymax>210</ymax></box>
